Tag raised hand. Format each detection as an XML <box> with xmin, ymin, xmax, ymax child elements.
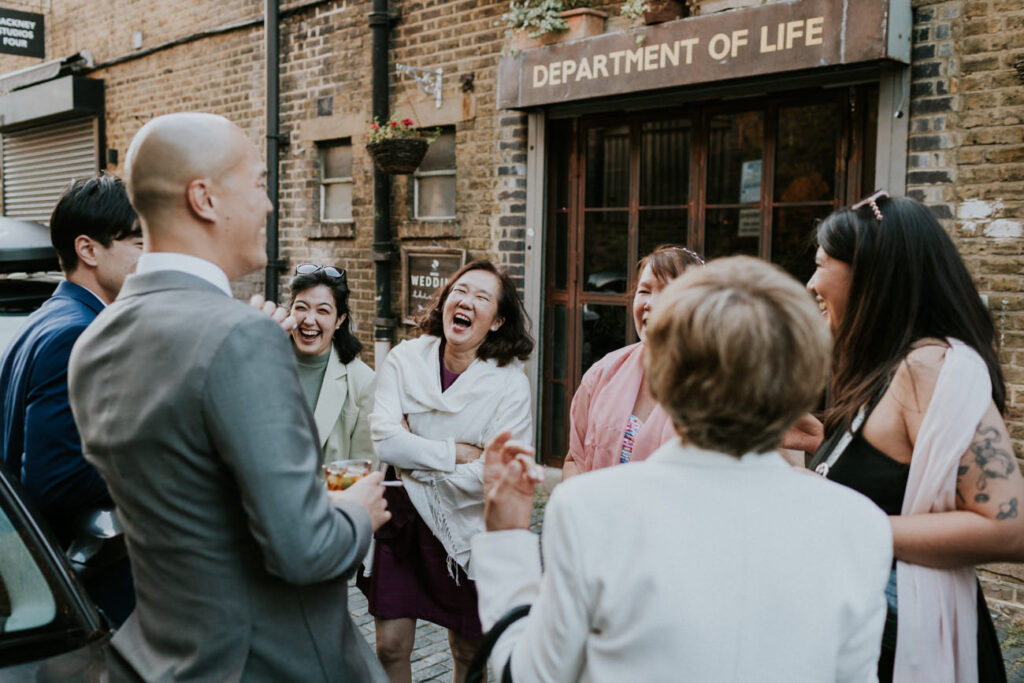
<box><xmin>483</xmin><ymin>431</ymin><xmax>542</xmax><ymax>532</ymax></box>
<box><xmin>249</xmin><ymin>293</ymin><xmax>297</xmax><ymax>333</ymax></box>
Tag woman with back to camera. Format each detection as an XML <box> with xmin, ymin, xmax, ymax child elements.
<box><xmin>562</xmin><ymin>244</ymin><xmax>703</xmax><ymax>479</ymax></box>
<box><xmin>806</xmin><ymin>191</ymin><xmax>1024</xmax><ymax>682</ymax></box>
<box><xmin>361</xmin><ymin>259</ymin><xmax>534</xmax><ymax>683</ymax></box>
<box><xmin>287</xmin><ymin>263</ymin><xmax>375</xmax><ymax>465</ymax></box>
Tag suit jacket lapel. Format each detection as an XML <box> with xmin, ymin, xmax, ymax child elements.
<box><xmin>313</xmin><ymin>350</ymin><xmax>347</xmax><ymax>448</ymax></box>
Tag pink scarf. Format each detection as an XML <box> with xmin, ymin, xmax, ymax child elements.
<box><xmin>569</xmin><ymin>343</ymin><xmax>677</xmax><ymax>472</ymax></box>
<box><xmin>895</xmin><ymin>339</ymin><xmax>987</xmax><ymax>683</ymax></box>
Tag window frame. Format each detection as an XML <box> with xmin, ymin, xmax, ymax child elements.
<box><xmin>318</xmin><ymin>139</ymin><xmax>354</xmax><ymax>224</ymax></box>
<box><xmin>413</xmin><ymin>127</ymin><xmax>456</xmax><ymax>221</ymax></box>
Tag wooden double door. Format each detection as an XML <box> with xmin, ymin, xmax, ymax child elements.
<box><xmin>539</xmin><ymin>86</ymin><xmax>878</xmax><ymax>466</ymax></box>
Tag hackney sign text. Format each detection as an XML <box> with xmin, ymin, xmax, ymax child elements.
<box><xmin>498</xmin><ymin>0</ymin><xmax>910</xmax><ymax>109</ymax></box>
<box><xmin>401</xmin><ymin>248</ymin><xmax>467</xmax><ymax>324</ymax></box>
<box><xmin>0</xmin><ymin>8</ymin><xmax>43</xmax><ymax>59</ymax></box>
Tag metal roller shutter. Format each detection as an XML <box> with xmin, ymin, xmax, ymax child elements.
<box><xmin>2</xmin><ymin>117</ymin><xmax>98</xmax><ymax>223</ymax></box>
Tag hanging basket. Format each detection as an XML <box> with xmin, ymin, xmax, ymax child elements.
<box><xmin>366</xmin><ymin>138</ymin><xmax>429</xmax><ymax>174</ymax></box>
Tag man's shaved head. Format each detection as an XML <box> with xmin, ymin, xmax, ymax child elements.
<box><xmin>124</xmin><ymin>113</ymin><xmax>249</xmax><ymax>225</ymax></box>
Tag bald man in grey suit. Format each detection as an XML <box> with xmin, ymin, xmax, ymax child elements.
<box><xmin>68</xmin><ymin>113</ymin><xmax>389</xmax><ymax>682</ymax></box>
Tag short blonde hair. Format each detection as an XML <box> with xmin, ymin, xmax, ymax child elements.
<box><xmin>645</xmin><ymin>256</ymin><xmax>830</xmax><ymax>456</ymax></box>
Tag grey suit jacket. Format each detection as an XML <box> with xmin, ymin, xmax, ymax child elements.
<box><xmin>68</xmin><ymin>270</ymin><xmax>386</xmax><ymax>683</ymax></box>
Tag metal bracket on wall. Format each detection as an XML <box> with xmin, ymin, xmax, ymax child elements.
<box><xmin>396</xmin><ymin>64</ymin><xmax>443</xmax><ymax>108</ymax></box>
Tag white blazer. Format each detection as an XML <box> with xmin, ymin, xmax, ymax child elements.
<box><xmin>472</xmin><ymin>440</ymin><xmax>893</xmax><ymax>683</ymax></box>
<box><xmin>314</xmin><ymin>350</ymin><xmax>375</xmax><ymax>466</ymax></box>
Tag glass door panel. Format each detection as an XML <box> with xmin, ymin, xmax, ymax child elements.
<box><xmin>639</xmin><ymin>208</ymin><xmax>688</xmax><ymax>257</ymax></box>
<box><xmin>640</xmin><ymin>119</ymin><xmax>690</xmax><ymax>206</ymax></box>
<box><xmin>774</xmin><ymin>103</ymin><xmax>837</xmax><ymax>202</ymax></box>
<box><xmin>583</xmin><ymin>211</ymin><xmax>630</xmax><ymax>293</ymax></box>
<box><xmin>706</xmin><ymin>111</ymin><xmax>764</xmax><ymax>205</ymax></box>
<box><xmin>705</xmin><ymin>207</ymin><xmax>760</xmax><ymax>260</ymax></box>
<box><xmin>580</xmin><ymin>304</ymin><xmax>627</xmax><ymax>375</ymax></box>
<box><xmin>585</xmin><ymin>125</ymin><xmax>630</xmax><ymax>208</ymax></box>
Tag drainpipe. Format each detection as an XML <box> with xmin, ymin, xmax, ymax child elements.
<box><xmin>264</xmin><ymin>0</ymin><xmax>281</xmax><ymax>301</ymax></box>
<box><xmin>369</xmin><ymin>0</ymin><xmax>395</xmax><ymax>361</ymax></box>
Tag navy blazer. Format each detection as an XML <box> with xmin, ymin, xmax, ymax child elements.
<box><xmin>0</xmin><ymin>280</ymin><xmax>113</xmax><ymax>544</ymax></box>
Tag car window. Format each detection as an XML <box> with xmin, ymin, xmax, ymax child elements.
<box><xmin>0</xmin><ymin>509</ymin><xmax>56</xmax><ymax>633</ymax></box>
<box><xmin>0</xmin><ymin>509</ymin><xmax>57</xmax><ymax>634</ymax></box>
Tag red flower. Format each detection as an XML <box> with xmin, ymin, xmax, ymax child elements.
<box><xmin>391</xmin><ymin>121</ymin><xmax>398</xmax><ymax>127</ymax></box>
<box><xmin>403</xmin><ymin>118</ymin><xmax>413</xmax><ymax>126</ymax></box>
<box><xmin>371</xmin><ymin>123</ymin><xmax>379</xmax><ymax>130</ymax></box>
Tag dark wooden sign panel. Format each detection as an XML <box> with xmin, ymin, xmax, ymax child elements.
<box><xmin>0</xmin><ymin>8</ymin><xmax>44</xmax><ymax>59</ymax></box>
<box><xmin>401</xmin><ymin>248</ymin><xmax>467</xmax><ymax>324</ymax></box>
<box><xmin>498</xmin><ymin>0</ymin><xmax>909</xmax><ymax>109</ymax></box>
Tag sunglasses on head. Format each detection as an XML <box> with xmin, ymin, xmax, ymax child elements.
<box><xmin>851</xmin><ymin>189</ymin><xmax>890</xmax><ymax>223</ymax></box>
<box><xmin>295</xmin><ymin>263</ymin><xmax>346</xmax><ymax>281</ymax></box>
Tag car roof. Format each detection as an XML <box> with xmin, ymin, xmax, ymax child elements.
<box><xmin>0</xmin><ymin>217</ymin><xmax>59</xmax><ymax>274</ymax></box>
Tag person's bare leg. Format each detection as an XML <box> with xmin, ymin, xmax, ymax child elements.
<box><xmin>449</xmin><ymin>629</ymin><xmax>483</xmax><ymax>683</ymax></box>
<box><xmin>375</xmin><ymin>617</ymin><xmax>416</xmax><ymax>683</ymax></box>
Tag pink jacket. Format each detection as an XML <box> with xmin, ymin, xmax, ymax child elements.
<box><xmin>569</xmin><ymin>343</ymin><xmax>677</xmax><ymax>472</ymax></box>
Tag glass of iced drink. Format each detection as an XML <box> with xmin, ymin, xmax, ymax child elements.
<box><xmin>323</xmin><ymin>459</ymin><xmax>372</xmax><ymax>491</ymax></box>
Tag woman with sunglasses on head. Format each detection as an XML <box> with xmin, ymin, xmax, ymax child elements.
<box><xmin>360</xmin><ymin>260</ymin><xmax>534</xmax><ymax>683</ymax></box>
<box><xmin>562</xmin><ymin>244</ymin><xmax>703</xmax><ymax>480</ymax></box>
<box><xmin>287</xmin><ymin>263</ymin><xmax>376</xmax><ymax>466</ymax></box>
<box><xmin>805</xmin><ymin>192</ymin><xmax>1024</xmax><ymax>682</ymax></box>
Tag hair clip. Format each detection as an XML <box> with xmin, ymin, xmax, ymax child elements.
<box><xmin>851</xmin><ymin>189</ymin><xmax>889</xmax><ymax>223</ymax></box>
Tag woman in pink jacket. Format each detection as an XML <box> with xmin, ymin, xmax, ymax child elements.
<box><xmin>562</xmin><ymin>245</ymin><xmax>703</xmax><ymax>478</ymax></box>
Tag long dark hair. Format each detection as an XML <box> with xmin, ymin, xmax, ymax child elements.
<box><xmin>418</xmin><ymin>259</ymin><xmax>534</xmax><ymax>366</ymax></box>
<box><xmin>818</xmin><ymin>195</ymin><xmax>1003</xmax><ymax>435</ymax></box>
<box><xmin>288</xmin><ymin>270</ymin><xmax>363</xmax><ymax>364</ymax></box>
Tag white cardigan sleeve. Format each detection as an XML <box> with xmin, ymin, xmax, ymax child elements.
<box><xmin>369</xmin><ymin>350</ymin><xmax>456</xmax><ymax>472</ymax></box>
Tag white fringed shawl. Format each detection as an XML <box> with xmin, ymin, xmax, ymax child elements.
<box><xmin>370</xmin><ymin>335</ymin><xmax>532</xmax><ymax>580</ymax></box>
<box><xmin>895</xmin><ymin>339</ymin><xmax>989</xmax><ymax>683</ymax></box>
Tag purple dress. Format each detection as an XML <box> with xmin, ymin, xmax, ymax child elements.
<box><xmin>356</xmin><ymin>360</ymin><xmax>483</xmax><ymax>639</ymax></box>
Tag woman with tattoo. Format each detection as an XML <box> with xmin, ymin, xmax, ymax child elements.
<box><xmin>805</xmin><ymin>192</ymin><xmax>1024</xmax><ymax>682</ymax></box>
<box><xmin>561</xmin><ymin>245</ymin><xmax>703</xmax><ymax>479</ymax></box>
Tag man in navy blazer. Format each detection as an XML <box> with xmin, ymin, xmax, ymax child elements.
<box><xmin>0</xmin><ymin>174</ymin><xmax>143</xmax><ymax>624</ymax></box>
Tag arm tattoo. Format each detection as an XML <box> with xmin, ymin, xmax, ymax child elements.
<box><xmin>957</xmin><ymin>465</ymin><xmax>968</xmax><ymax>505</ymax></box>
<box><xmin>970</xmin><ymin>426</ymin><xmax>1016</xmax><ymax>494</ymax></box>
<box><xmin>998</xmin><ymin>498</ymin><xmax>1019</xmax><ymax>520</ymax></box>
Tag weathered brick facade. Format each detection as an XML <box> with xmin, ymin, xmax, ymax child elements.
<box><xmin>3</xmin><ymin>0</ymin><xmax>1024</xmax><ymax>639</ymax></box>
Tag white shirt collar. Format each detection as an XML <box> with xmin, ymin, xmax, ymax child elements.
<box><xmin>135</xmin><ymin>252</ymin><xmax>233</xmax><ymax>297</ymax></box>
<box><xmin>76</xmin><ymin>283</ymin><xmax>107</xmax><ymax>308</ymax></box>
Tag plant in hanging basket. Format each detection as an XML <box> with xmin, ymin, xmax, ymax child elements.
<box><xmin>365</xmin><ymin>117</ymin><xmax>439</xmax><ymax>174</ymax></box>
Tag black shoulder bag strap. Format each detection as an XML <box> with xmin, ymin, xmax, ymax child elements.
<box><xmin>465</xmin><ymin>604</ymin><xmax>531</xmax><ymax>683</ymax></box>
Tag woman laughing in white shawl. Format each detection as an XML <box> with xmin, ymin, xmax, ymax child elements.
<box><xmin>360</xmin><ymin>260</ymin><xmax>534</xmax><ymax>683</ymax></box>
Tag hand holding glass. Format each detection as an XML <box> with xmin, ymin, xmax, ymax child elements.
<box><xmin>323</xmin><ymin>459</ymin><xmax>372</xmax><ymax>491</ymax></box>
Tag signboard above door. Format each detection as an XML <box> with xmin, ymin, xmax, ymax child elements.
<box><xmin>0</xmin><ymin>8</ymin><xmax>44</xmax><ymax>59</ymax></box>
<box><xmin>498</xmin><ymin>0</ymin><xmax>910</xmax><ymax>109</ymax></box>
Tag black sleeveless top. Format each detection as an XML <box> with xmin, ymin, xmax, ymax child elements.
<box><xmin>812</xmin><ymin>430</ymin><xmax>910</xmax><ymax>515</ymax></box>
<box><xmin>811</xmin><ymin>392</ymin><xmax>1006</xmax><ymax>683</ymax></box>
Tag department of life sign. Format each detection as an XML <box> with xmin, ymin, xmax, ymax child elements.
<box><xmin>0</xmin><ymin>7</ymin><xmax>43</xmax><ymax>59</ymax></box>
<box><xmin>401</xmin><ymin>247</ymin><xmax>467</xmax><ymax>324</ymax></box>
<box><xmin>498</xmin><ymin>0</ymin><xmax>910</xmax><ymax>109</ymax></box>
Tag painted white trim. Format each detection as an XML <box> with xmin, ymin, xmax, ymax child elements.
<box><xmin>525</xmin><ymin>111</ymin><xmax>546</xmax><ymax>450</ymax></box>
<box><xmin>875</xmin><ymin>64</ymin><xmax>910</xmax><ymax>195</ymax></box>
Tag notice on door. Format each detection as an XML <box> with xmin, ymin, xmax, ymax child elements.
<box><xmin>401</xmin><ymin>248</ymin><xmax>467</xmax><ymax>324</ymax></box>
<box><xmin>0</xmin><ymin>8</ymin><xmax>43</xmax><ymax>58</ymax></box>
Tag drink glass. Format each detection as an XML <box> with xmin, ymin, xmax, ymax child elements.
<box><xmin>323</xmin><ymin>459</ymin><xmax>372</xmax><ymax>491</ymax></box>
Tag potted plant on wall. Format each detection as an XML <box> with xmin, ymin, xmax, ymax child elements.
<box><xmin>365</xmin><ymin>117</ymin><xmax>439</xmax><ymax>175</ymax></box>
<box><xmin>620</xmin><ymin>0</ymin><xmax>689</xmax><ymax>25</ymax></box>
<box><xmin>503</xmin><ymin>0</ymin><xmax>607</xmax><ymax>51</ymax></box>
